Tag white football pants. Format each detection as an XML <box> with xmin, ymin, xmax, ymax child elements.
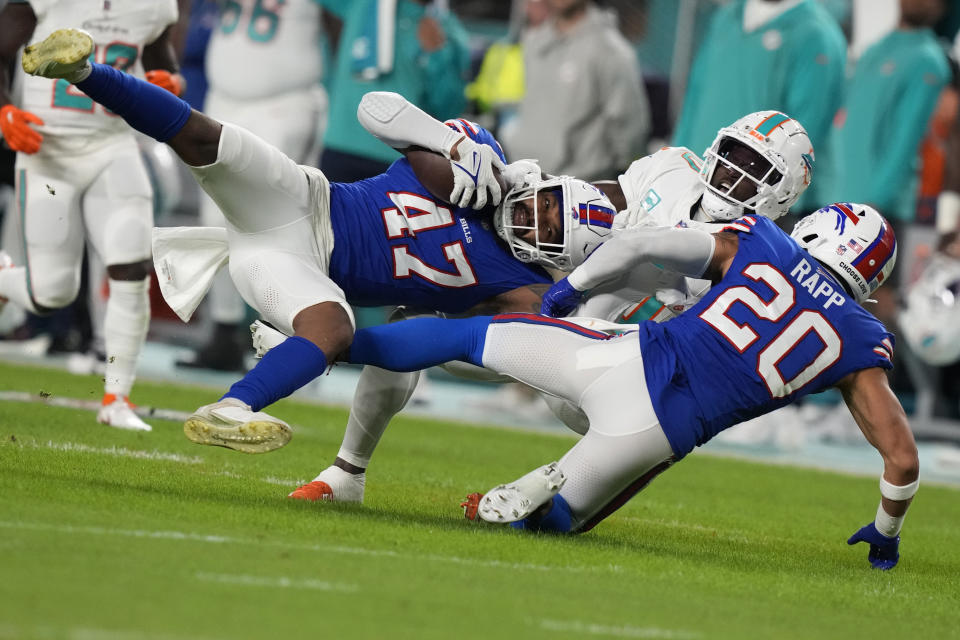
<box><xmin>481</xmin><ymin>320</ymin><xmax>676</xmax><ymax>532</ymax></box>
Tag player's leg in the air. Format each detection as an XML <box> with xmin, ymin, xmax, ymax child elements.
<box><xmin>23</xmin><ymin>29</ymin><xmax>353</xmax><ymax>452</ymax></box>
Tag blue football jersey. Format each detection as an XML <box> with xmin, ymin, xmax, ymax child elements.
<box><xmin>327</xmin><ymin>121</ymin><xmax>551</xmax><ymax>313</ymax></box>
<box><xmin>637</xmin><ymin>215</ymin><xmax>894</xmax><ymax>458</ymax></box>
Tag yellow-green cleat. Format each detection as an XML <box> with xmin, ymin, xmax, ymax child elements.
<box><xmin>22</xmin><ymin>28</ymin><xmax>94</xmax><ymax>81</ymax></box>
<box><xmin>183</xmin><ymin>398</ymin><xmax>293</xmax><ymax>454</ymax></box>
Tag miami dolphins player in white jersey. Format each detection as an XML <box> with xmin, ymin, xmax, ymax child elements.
<box><xmin>343</xmin><ymin>202</ymin><xmax>917</xmax><ymax>571</ymax></box>
<box><xmin>18</xmin><ymin>28</ymin><xmax>574</xmax><ymax>454</ymax></box>
<box><xmin>178</xmin><ymin>0</ymin><xmax>330</xmax><ymax>372</ymax></box>
<box><xmin>291</xmin><ymin>100</ymin><xmax>815</xmax><ymax>504</ymax></box>
<box><xmin>0</xmin><ymin>0</ymin><xmax>183</xmax><ymax>431</ymax></box>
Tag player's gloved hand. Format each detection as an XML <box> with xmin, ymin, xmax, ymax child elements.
<box><xmin>0</xmin><ymin>104</ymin><xmax>44</xmax><ymax>154</ymax></box>
<box><xmin>541</xmin><ymin>277</ymin><xmax>584</xmax><ymax>317</ymax></box>
<box><xmin>145</xmin><ymin>69</ymin><xmax>184</xmax><ymax>96</ymax></box>
<box><xmin>447</xmin><ymin>135</ymin><xmax>506</xmax><ymax>210</ymax></box>
<box><xmin>501</xmin><ymin>159</ymin><xmax>541</xmax><ymax>191</ymax></box>
<box><xmin>847</xmin><ymin>522</ymin><xmax>900</xmax><ymax>570</ymax></box>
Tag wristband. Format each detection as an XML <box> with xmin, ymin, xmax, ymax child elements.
<box><xmin>879</xmin><ymin>475</ymin><xmax>918</xmax><ymax>501</ymax></box>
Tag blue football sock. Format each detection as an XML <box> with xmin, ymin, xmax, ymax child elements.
<box><xmin>510</xmin><ymin>494</ymin><xmax>573</xmax><ymax>533</ymax></box>
<box><xmin>222</xmin><ymin>336</ymin><xmax>327</xmax><ymax>411</ymax></box>
<box><xmin>76</xmin><ymin>63</ymin><xmax>191</xmax><ymax>142</ymax></box>
<box><xmin>347</xmin><ymin>316</ymin><xmax>492</xmax><ymax>371</ymax></box>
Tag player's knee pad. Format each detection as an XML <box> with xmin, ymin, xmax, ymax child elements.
<box><xmin>30</xmin><ymin>265</ymin><xmax>81</xmax><ymax>310</ymax></box>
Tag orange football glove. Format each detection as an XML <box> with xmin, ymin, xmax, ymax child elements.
<box><xmin>145</xmin><ymin>69</ymin><xmax>184</xmax><ymax>96</ymax></box>
<box><xmin>0</xmin><ymin>104</ymin><xmax>44</xmax><ymax>154</ymax></box>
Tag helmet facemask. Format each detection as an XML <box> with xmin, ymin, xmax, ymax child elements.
<box><xmin>494</xmin><ymin>176</ymin><xmax>616</xmax><ymax>271</ymax></box>
<box><xmin>700</xmin><ymin>137</ymin><xmax>784</xmax><ymax>221</ymax></box>
<box><xmin>699</xmin><ymin>111</ymin><xmax>814</xmax><ymax>222</ymax></box>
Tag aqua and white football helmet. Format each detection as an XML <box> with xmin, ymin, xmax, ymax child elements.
<box><xmin>700</xmin><ymin>111</ymin><xmax>814</xmax><ymax>221</ymax></box>
<box><xmin>899</xmin><ymin>254</ymin><xmax>960</xmax><ymax>366</ymax></box>
<box><xmin>494</xmin><ymin>175</ymin><xmax>617</xmax><ymax>271</ymax></box>
<box><xmin>790</xmin><ymin>203</ymin><xmax>897</xmax><ymax>303</ymax></box>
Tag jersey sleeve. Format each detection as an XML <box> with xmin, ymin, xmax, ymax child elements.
<box><xmin>841</xmin><ymin>313</ymin><xmax>895</xmax><ymax>372</ymax></box>
<box><xmin>719</xmin><ymin>214</ymin><xmax>763</xmax><ymax>234</ymax></box>
<box><xmin>444</xmin><ymin>118</ymin><xmax>507</xmax><ymax>164</ymax></box>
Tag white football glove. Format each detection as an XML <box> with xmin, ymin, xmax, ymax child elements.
<box><xmin>501</xmin><ymin>158</ymin><xmax>542</xmax><ymax>190</ymax></box>
<box><xmin>447</xmin><ymin>135</ymin><xmax>506</xmax><ymax>210</ymax></box>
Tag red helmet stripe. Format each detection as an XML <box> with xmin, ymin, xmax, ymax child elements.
<box><xmin>852</xmin><ymin>219</ymin><xmax>896</xmax><ymax>282</ymax></box>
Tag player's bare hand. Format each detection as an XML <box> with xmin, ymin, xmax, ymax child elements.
<box><xmin>0</xmin><ymin>104</ymin><xmax>44</xmax><ymax>154</ymax></box>
<box><xmin>418</xmin><ymin>16</ymin><xmax>446</xmax><ymax>52</ymax></box>
<box><xmin>448</xmin><ymin>136</ymin><xmax>506</xmax><ymax>210</ymax></box>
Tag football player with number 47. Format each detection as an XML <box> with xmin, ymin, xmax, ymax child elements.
<box><xmin>17</xmin><ymin>27</ymin><xmax>561</xmax><ymax>452</ymax></box>
<box><xmin>343</xmin><ymin>201</ymin><xmax>917</xmax><ymax>571</ymax></box>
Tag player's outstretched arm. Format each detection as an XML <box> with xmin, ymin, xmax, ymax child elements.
<box><xmin>541</xmin><ymin>228</ymin><xmax>733</xmax><ymax>316</ymax></box>
<box><xmin>357</xmin><ymin>91</ymin><xmax>505</xmax><ymax>208</ymax></box>
<box><xmin>839</xmin><ymin>368</ymin><xmax>919</xmax><ymax>570</ymax></box>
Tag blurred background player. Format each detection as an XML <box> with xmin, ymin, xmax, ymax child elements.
<box><xmin>176</xmin><ymin>0</ymin><xmax>330</xmax><ymax>372</ymax></box>
<box><xmin>318</xmin><ymin>0</ymin><xmax>471</xmax><ymax>183</ymax></box>
<box><xmin>0</xmin><ymin>0</ymin><xmax>184</xmax><ymax>431</ymax></box>
<box><xmin>671</xmin><ymin>0</ymin><xmax>845</xmax><ymax>214</ymax></box>
<box><xmin>500</xmin><ymin>0</ymin><xmax>649</xmax><ymax>182</ymax></box>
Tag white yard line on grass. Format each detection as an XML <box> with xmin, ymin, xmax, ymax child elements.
<box><xmin>0</xmin><ymin>519</ymin><xmax>621</xmax><ymax>575</ymax></box>
<box><xmin>538</xmin><ymin>618</ymin><xmax>702</xmax><ymax>639</ymax></box>
<box><xmin>24</xmin><ymin>440</ymin><xmax>205</xmax><ymax>465</ymax></box>
<box><xmin>195</xmin><ymin>572</ymin><xmax>358</xmax><ymax>593</ymax></box>
<box><xmin>0</xmin><ymin>622</ymin><xmax>225</xmax><ymax>640</ymax></box>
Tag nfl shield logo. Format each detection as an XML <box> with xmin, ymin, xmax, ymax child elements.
<box><xmin>836</xmin><ymin>245</ymin><xmax>847</xmax><ymax>256</ymax></box>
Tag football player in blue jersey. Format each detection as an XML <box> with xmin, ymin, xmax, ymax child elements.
<box><xmin>341</xmin><ymin>202</ymin><xmax>917</xmax><ymax>570</ymax></box>
<box><xmin>18</xmin><ymin>29</ymin><xmax>603</xmax><ymax>451</ymax></box>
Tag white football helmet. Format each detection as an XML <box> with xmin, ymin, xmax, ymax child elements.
<box><xmin>494</xmin><ymin>175</ymin><xmax>617</xmax><ymax>271</ymax></box>
<box><xmin>700</xmin><ymin>111</ymin><xmax>814</xmax><ymax>221</ymax></box>
<box><xmin>899</xmin><ymin>254</ymin><xmax>960</xmax><ymax>366</ymax></box>
<box><xmin>790</xmin><ymin>203</ymin><xmax>898</xmax><ymax>303</ymax></box>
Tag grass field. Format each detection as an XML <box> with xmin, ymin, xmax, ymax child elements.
<box><xmin>1</xmin><ymin>360</ymin><xmax>958</xmax><ymax>640</ymax></box>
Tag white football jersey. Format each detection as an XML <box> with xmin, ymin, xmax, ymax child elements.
<box><xmin>20</xmin><ymin>0</ymin><xmax>178</xmax><ymax>139</ymax></box>
<box><xmin>616</xmin><ymin>146</ymin><xmax>706</xmax><ymax>229</ymax></box>
<box><xmin>574</xmin><ymin>146</ymin><xmax>711</xmax><ymax>323</ymax></box>
<box><xmin>205</xmin><ymin>0</ymin><xmax>324</xmax><ymax>101</ymax></box>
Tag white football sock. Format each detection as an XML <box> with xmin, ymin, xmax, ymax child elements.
<box><xmin>336</xmin><ymin>366</ymin><xmax>421</xmax><ymax>468</ymax></box>
<box><xmin>103</xmin><ymin>277</ymin><xmax>150</xmax><ymax>396</ymax></box>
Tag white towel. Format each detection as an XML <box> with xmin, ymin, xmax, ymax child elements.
<box><xmin>151</xmin><ymin>226</ymin><xmax>230</xmax><ymax>322</ymax></box>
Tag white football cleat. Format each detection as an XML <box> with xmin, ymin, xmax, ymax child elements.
<box><xmin>288</xmin><ymin>465</ymin><xmax>365</xmax><ymax>503</ymax></box>
<box><xmin>478</xmin><ymin>462</ymin><xmax>566</xmax><ymax>523</ymax></box>
<box><xmin>21</xmin><ymin>28</ymin><xmax>94</xmax><ymax>82</ymax></box>
<box><xmin>183</xmin><ymin>397</ymin><xmax>292</xmax><ymax>453</ymax></box>
<box><xmin>97</xmin><ymin>394</ymin><xmax>152</xmax><ymax>432</ymax></box>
